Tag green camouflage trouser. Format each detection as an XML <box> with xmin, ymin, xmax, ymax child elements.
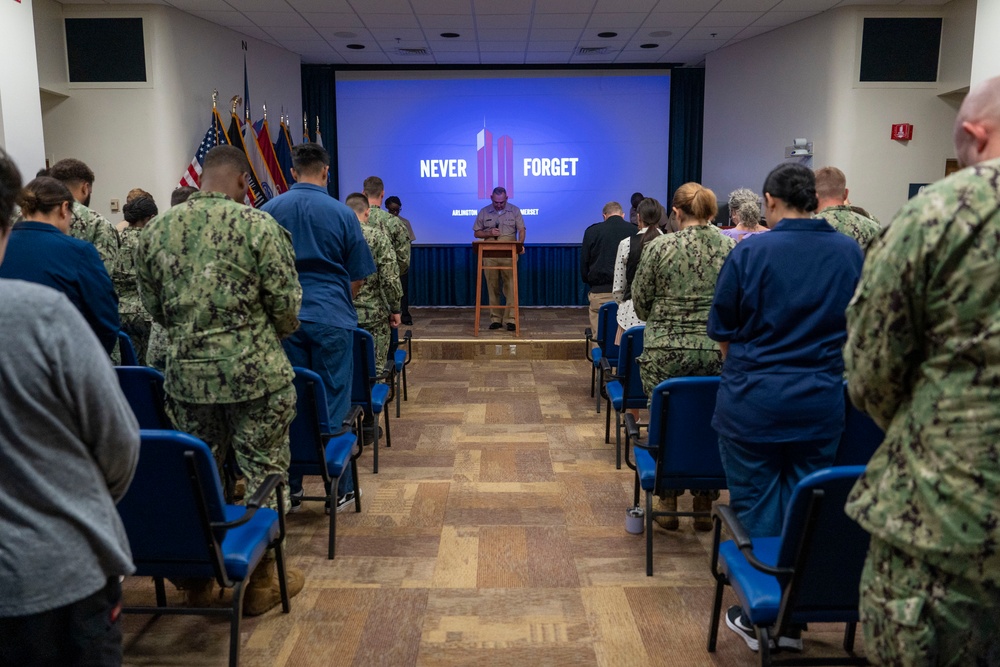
<box><xmin>360</xmin><ymin>318</ymin><xmax>390</xmax><ymax>376</ymax></box>
<box><xmin>860</xmin><ymin>537</ymin><xmax>1000</xmax><ymax>666</ymax></box>
<box><xmin>146</xmin><ymin>322</ymin><xmax>168</xmax><ymax>372</ymax></box>
<box><xmin>166</xmin><ymin>383</ymin><xmax>296</xmax><ymax>513</ymax></box>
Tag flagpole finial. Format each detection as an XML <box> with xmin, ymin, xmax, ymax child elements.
<box><xmin>263</xmin><ymin>102</ymin><xmax>267</xmax><ymax>122</ymax></box>
<box><xmin>231</xmin><ymin>95</ymin><xmax>241</xmax><ymax>115</ymax></box>
<box><xmin>212</xmin><ymin>89</ymin><xmax>218</xmax><ymax>109</ymax></box>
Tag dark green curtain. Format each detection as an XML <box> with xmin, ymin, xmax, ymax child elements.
<box><xmin>409</xmin><ymin>245</ymin><xmax>586</xmax><ymax>307</ymax></box>
<box><xmin>668</xmin><ymin>68</ymin><xmax>705</xmax><ymax>198</ymax></box>
<box><xmin>301</xmin><ymin>65</ymin><xmax>339</xmax><ymax>198</ymax></box>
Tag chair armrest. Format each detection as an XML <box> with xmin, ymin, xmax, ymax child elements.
<box><xmin>712</xmin><ymin>505</ymin><xmax>793</xmax><ymax>577</ymax></box>
<box><xmin>213</xmin><ymin>473</ymin><xmax>284</xmax><ymax>529</ymax></box>
<box><xmin>322</xmin><ymin>405</ymin><xmax>364</xmax><ymax>440</ymax></box>
<box><xmin>599</xmin><ymin>356</ymin><xmax>614</xmax><ymax>376</ymax></box>
<box><xmin>623</xmin><ymin>413</ymin><xmax>652</xmax><ymax>451</ymax></box>
<box><xmin>584</xmin><ymin>327</ymin><xmax>593</xmax><ymax>358</ymax></box>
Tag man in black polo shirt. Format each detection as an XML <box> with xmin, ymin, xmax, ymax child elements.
<box><xmin>581</xmin><ymin>201</ymin><xmax>634</xmax><ymax>345</ymax></box>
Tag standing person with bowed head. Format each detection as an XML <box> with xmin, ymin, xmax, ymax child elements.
<box><xmin>632</xmin><ymin>183</ymin><xmax>735</xmax><ymax>531</ymax></box>
<box><xmin>0</xmin><ymin>150</ymin><xmax>140</xmax><ymax>667</ymax></box>
<box><xmin>473</xmin><ymin>186</ymin><xmax>525</xmax><ymax>331</ymax></box>
<box><xmin>707</xmin><ymin>163</ymin><xmax>863</xmax><ymax>653</ymax></box>
<box><xmin>612</xmin><ymin>197</ymin><xmax>664</xmax><ymax>343</ymax></box>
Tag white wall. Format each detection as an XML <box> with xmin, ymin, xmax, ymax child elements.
<box><xmin>0</xmin><ymin>0</ymin><xmax>46</xmax><ymax>177</ymax></box>
<box><xmin>33</xmin><ymin>0</ymin><xmax>302</xmax><ymax>221</ymax></box>
<box><xmin>703</xmin><ymin>0</ymin><xmax>975</xmax><ymax>225</ymax></box>
<box><xmin>971</xmin><ymin>0</ymin><xmax>1000</xmax><ymax>86</ymax></box>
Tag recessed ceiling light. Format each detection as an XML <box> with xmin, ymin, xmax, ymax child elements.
<box><xmin>597</xmin><ymin>31</ymin><xmax>618</xmax><ymax>38</ymax></box>
<box><xmin>640</xmin><ymin>43</ymin><xmax>658</xmax><ymax>49</ymax></box>
<box><xmin>649</xmin><ymin>30</ymin><xmax>672</xmax><ymax>38</ymax></box>
<box><xmin>346</xmin><ymin>44</ymin><xmax>365</xmax><ymax>50</ymax></box>
<box><xmin>334</xmin><ymin>31</ymin><xmax>356</xmax><ymax>38</ymax></box>
<box><xmin>440</xmin><ymin>32</ymin><xmax>460</xmax><ymax>38</ymax></box>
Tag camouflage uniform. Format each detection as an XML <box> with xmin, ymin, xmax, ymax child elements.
<box><xmin>633</xmin><ymin>226</ymin><xmax>734</xmax><ymax>501</ymax></box>
<box><xmin>354</xmin><ymin>222</ymin><xmax>400</xmax><ymax>373</ymax></box>
<box><xmin>145</xmin><ymin>322</ymin><xmax>168</xmax><ymax>372</ymax></box>
<box><xmin>136</xmin><ymin>191</ymin><xmax>302</xmax><ymax>511</ymax></box>
<box><xmin>113</xmin><ymin>225</ymin><xmax>151</xmax><ymax>365</ymax></box>
<box><xmin>70</xmin><ymin>201</ymin><xmax>119</xmax><ymax>275</ymax></box>
<box><xmin>844</xmin><ymin>158</ymin><xmax>1000</xmax><ymax>665</ymax></box>
<box><xmin>370</xmin><ymin>205</ymin><xmax>410</xmax><ymax>276</ymax></box>
<box><xmin>815</xmin><ymin>204</ymin><xmax>881</xmax><ymax>250</ymax></box>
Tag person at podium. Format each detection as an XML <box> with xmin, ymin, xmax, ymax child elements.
<box><xmin>473</xmin><ymin>186</ymin><xmax>525</xmax><ymax>331</ymax></box>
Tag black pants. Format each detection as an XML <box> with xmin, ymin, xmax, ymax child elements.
<box><xmin>0</xmin><ymin>577</ymin><xmax>123</xmax><ymax>667</ymax></box>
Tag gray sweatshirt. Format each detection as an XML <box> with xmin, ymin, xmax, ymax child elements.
<box><xmin>0</xmin><ymin>279</ymin><xmax>140</xmax><ymax>617</ymax></box>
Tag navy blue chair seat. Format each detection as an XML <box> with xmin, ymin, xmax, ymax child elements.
<box><xmin>626</xmin><ymin>376</ymin><xmax>725</xmax><ymax>576</ymax></box>
<box><xmin>115</xmin><ymin>365</ymin><xmax>171</xmax><ymax>429</ymax></box>
<box><xmin>389</xmin><ymin>328</ymin><xmax>413</xmax><ymax>418</ymax></box>
<box><xmin>601</xmin><ymin>325</ymin><xmax>645</xmax><ymax>470</ymax></box>
<box><xmin>289</xmin><ymin>367</ymin><xmax>363</xmax><ymax>559</ymax></box>
<box><xmin>117</xmin><ymin>430</ymin><xmax>291</xmax><ymax>667</ymax></box>
<box><xmin>707</xmin><ymin>466</ymin><xmax>871</xmax><ymax>666</ymax></box>
<box><xmin>837</xmin><ymin>384</ymin><xmax>885</xmax><ymax>466</ymax></box>
<box><xmin>353</xmin><ymin>328</ymin><xmax>392</xmax><ymax>474</ymax></box>
<box><xmin>585</xmin><ymin>301</ymin><xmax>618</xmax><ymax>413</ymax></box>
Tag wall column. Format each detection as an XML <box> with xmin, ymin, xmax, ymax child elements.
<box><xmin>0</xmin><ymin>0</ymin><xmax>46</xmax><ymax>176</ymax></box>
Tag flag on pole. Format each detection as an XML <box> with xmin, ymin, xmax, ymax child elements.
<box><xmin>274</xmin><ymin>119</ymin><xmax>295</xmax><ymax>187</ymax></box>
<box><xmin>303</xmin><ymin>113</ymin><xmax>310</xmax><ymax>144</ymax></box>
<box><xmin>179</xmin><ymin>108</ymin><xmax>229</xmax><ymax>188</ymax></box>
<box><xmin>227</xmin><ymin>112</ymin><xmax>267</xmax><ymax>207</ymax></box>
<box><xmin>254</xmin><ymin>117</ymin><xmax>288</xmax><ymax>194</ymax></box>
<box><xmin>243</xmin><ymin>119</ymin><xmax>280</xmax><ymax>201</ymax></box>
<box><xmin>314</xmin><ymin>116</ymin><xmax>324</xmax><ymax>148</ymax></box>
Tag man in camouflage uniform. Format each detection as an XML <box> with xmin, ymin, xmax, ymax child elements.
<box><xmin>346</xmin><ymin>192</ymin><xmax>401</xmax><ymax>376</ymax></box>
<box><xmin>844</xmin><ymin>75</ymin><xmax>1000</xmax><ymax>665</ymax></box>
<box><xmin>632</xmin><ymin>190</ymin><xmax>734</xmax><ymax>531</ymax></box>
<box><xmin>364</xmin><ymin>176</ymin><xmax>410</xmax><ymax>278</ymax></box>
<box><xmin>813</xmin><ymin>166</ymin><xmax>881</xmax><ymax>250</ymax></box>
<box><xmin>48</xmin><ymin>159</ymin><xmax>119</xmax><ymax>274</ymax></box>
<box><xmin>136</xmin><ymin>146</ymin><xmax>304</xmax><ymax>616</ymax></box>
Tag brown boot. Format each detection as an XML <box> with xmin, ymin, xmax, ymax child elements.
<box><xmin>175</xmin><ymin>577</ymin><xmax>217</xmax><ymax>607</ymax></box>
<box><xmin>653</xmin><ymin>495</ymin><xmax>679</xmax><ymax>531</ymax></box>
<box><xmin>693</xmin><ymin>495</ymin><xmax>714</xmax><ymax>532</ymax></box>
<box><xmin>242</xmin><ymin>560</ymin><xmax>305</xmax><ymax>617</ymax></box>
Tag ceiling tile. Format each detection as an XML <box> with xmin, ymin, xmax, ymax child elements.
<box><xmin>752</xmin><ymin>10</ymin><xmax>821</xmax><ymax>27</ymax></box>
<box><xmin>641</xmin><ymin>11</ymin><xmax>708</xmax><ymax>29</ymax></box>
<box><xmin>243</xmin><ymin>11</ymin><xmax>311</xmax><ymax>27</ymax></box>
<box><xmin>410</xmin><ymin>0</ymin><xmax>471</xmax><ymax>12</ymax></box>
<box><xmin>368</xmin><ymin>27</ymin><xmax>426</xmax><ymax>40</ymax></box>
<box><xmin>524</xmin><ymin>27</ymin><xmax>586</xmax><ymax>41</ymax></box>
<box><xmin>524</xmin><ymin>52</ymin><xmax>571</xmax><ymax>63</ymax></box>
<box><xmin>300</xmin><ymin>12</ymin><xmax>365</xmax><ymax>28</ymax></box>
<box><xmin>531</xmin><ymin>13</ymin><xmax>590</xmax><ymax>29</ymax></box>
<box><xmin>534</xmin><ymin>0</ymin><xmax>595</xmax><ymax>13</ymax></box>
<box><xmin>651</xmin><ymin>0</ymin><xmax>720</xmax><ymax>9</ymax></box>
<box><xmin>419</xmin><ymin>15</ymin><xmax>476</xmax><ymax>31</ymax></box>
<box><xmin>697</xmin><ymin>11</ymin><xmax>764</xmax><ymax>26</ymax></box>
<box><xmin>186</xmin><ymin>10</ymin><xmax>254</xmax><ymax>27</ymax></box>
<box><xmin>267</xmin><ymin>26</ymin><xmax>324</xmax><ymax>39</ymax></box>
<box><xmin>526</xmin><ymin>40</ymin><xmax>582</xmax><ymax>52</ymax></box>
<box><xmin>167</xmin><ymin>0</ymin><xmax>233</xmax><ymax>9</ymax></box>
<box><xmin>684</xmin><ymin>25</ymin><xmax>742</xmax><ymax>39</ymax></box>
<box><xmin>772</xmin><ymin>0</ymin><xmax>839</xmax><ymax>8</ymax></box>
<box><xmin>479</xmin><ymin>40</ymin><xmax>526</xmax><ymax>52</ymax></box>
<box><xmin>286</xmin><ymin>0</ymin><xmax>353</xmax><ymax>11</ymax></box>
<box><xmin>479</xmin><ymin>52</ymin><xmax>527</xmax><ymax>63</ymax></box>
<box><xmin>475</xmin><ymin>15</ymin><xmax>531</xmax><ymax>30</ymax></box>
<box><xmin>713</xmin><ymin>0</ymin><xmax>782</xmax><ymax>9</ymax></box>
<box><xmin>433</xmin><ymin>51</ymin><xmax>481</xmax><ymax>61</ymax></box>
<box><xmin>224</xmin><ymin>0</ymin><xmax>289</xmax><ymax>11</ymax></box>
<box><xmin>361</xmin><ymin>13</ymin><xmax>420</xmax><ymax>28</ymax></box>
<box><xmin>473</xmin><ymin>0</ymin><xmax>534</xmax><ymax>14</ymax></box>
<box><xmin>346</xmin><ymin>0</ymin><xmax>414</xmax><ymax>13</ymax></box>
<box><xmin>594</xmin><ymin>0</ymin><xmax>658</xmax><ymax>11</ymax></box>
<box><xmin>426</xmin><ymin>39</ymin><xmax>480</xmax><ymax>51</ymax></box>
<box><xmin>614</xmin><ymin>49</ymin><xmax>663</xmax><ymax>62</ymax></box>
<box><xmin>587</xmin><ymin>13</ymin><xmax>650</xmax><ymax>28</ymax></box>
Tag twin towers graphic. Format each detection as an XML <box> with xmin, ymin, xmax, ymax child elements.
<box><xmin>476</xmin><ymin>123</ymin><xmax>514</xmax><ymax>200</ymax></box>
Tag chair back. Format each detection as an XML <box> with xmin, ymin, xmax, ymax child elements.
<box><xmin>115</xmin><ymin>366</ymin><xmax>171</xmax><ymax>429</ymax></box>
<box><xmin>649</xmin><ymin>376</ymin><xmax>726</xmax><ymax>491</ymax></box>
<box><xmin>118</xmin><ymin>331</ymin><xmax>139</xmax><ymax>366</ymax></box>
<box><xmin>775</xmin><ymin>466</ymin><xmax>870</xmax><ymax>625</ymax></box>
<box><xmin>117</xmin><ymin>430</ymin><xmax>230</xmax><ymax>578</ymax></box>
<box><xmin>351</xmin><ymin>328</ymin><xmax>377</xmax><ymax>413</ymax></box>
<box><xmin>836</xmin><ymin>387</ymin><xmax>885</xmax><ymax>466</ymax></box>
<box><xmin>289</xmin><ymin>368</ymin><xmax>331</xmax><ymax>479</ymax></box>
<box><xmin>595</xmin><ymin>301</ymin><xmax>619</xmax><ymax>364</ymax></box>
<box><xmin>615</xmin><ymin>325</ymin><xmax>647</xmax><ymax>409</ymax></box>
<box><xmin>389</xmin><ymin>327</ymin><xmax>400</xmax><ymax>366</ymax></box>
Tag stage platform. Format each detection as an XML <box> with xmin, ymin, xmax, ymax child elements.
<box><xmin>403</xmin><ymin>306</ymin><xmax>590</xmax><ymax>360</ymax></box>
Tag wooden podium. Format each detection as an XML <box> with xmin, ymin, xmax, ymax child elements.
<box><xmin>473</xmin><ymin>240</ymin><xmax>523</xmax><ymax>337</ymax></box>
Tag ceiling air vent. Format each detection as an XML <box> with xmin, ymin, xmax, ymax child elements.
<box><xmin>577</xmin><ymin>47</ymin><xmax>608</xmax><ymax>55</ymax></box>
<box><xmin>397</xmin><ymin>47</ymin><xmax>429</xmax><ymax>56</ymax></box>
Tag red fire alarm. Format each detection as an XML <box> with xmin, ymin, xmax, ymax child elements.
<box><xmin>891</xmin><ymin>123</ymin><xmax>913</xmax><ymax>141</ymax></box>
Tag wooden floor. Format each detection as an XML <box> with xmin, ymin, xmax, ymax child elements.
<box><xmin>121</xmin><ymin>357</ymin><xmax>867</xmax><ymax>666</ymax></box>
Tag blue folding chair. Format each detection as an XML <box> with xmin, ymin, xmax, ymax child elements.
<box><xmin>290</xmin><ymin>368</ymin><xmax>363</xmax><ymax>559</ymax></box>
<box><xmin>585</xmin><ymin>301</ymin><xmax>619</xmax><ymax>413</ymax></box>
<box><xmin>389</xmin><ymin>327</ymin><xmax>413</xmax><ymax>418</ymax></box>
<box><xmin>117</xmin><ymin>430</ymin><xmax>291</xmax><ymax>667</ymax></box>
<box><xmin>707</xmin><ymin>466</ymin><xmax>870</xmax><ymax>666</ymax></box>
<box><xmin>353</xmin><ymin>328</ymin><xmax>391</xmax><ymax>474</ymax></box>
<box><xmin>115</xmin><ymin>365</ymin><xmax>171</xmax><ymax>429</ymax></box>
<box><xmin>626</xmin><ymin>376</ymin><xmax>725</xmax><ymax>576</ymax></box>
<box><xmin>602</xmin><ymin>325</ymin><xmax>646</xmax><ymax>469</ymax></box>
<box><xmin>117</xmin><ymin>330</ymin><xmax>139</xmax><ymax>366</ymax></box>
<box><xmin>836</xmin><ymin>385</ymin><xmax>885</xmax><ymax>466</ymax></box>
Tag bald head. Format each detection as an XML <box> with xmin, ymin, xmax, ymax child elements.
<box><xmin>201</xmin><ymin>146</ymin><xmax>250</xmax><ymax>202</ymax></box>
<box><xmin>954</xmin><ymin>75</ymin><xmax>1000</xmax><ymax>167</ymax></box>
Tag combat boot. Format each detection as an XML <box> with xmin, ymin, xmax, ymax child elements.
<box><xmin>242</xmin><ymin>560</ymin><xmax>304</xmax><ymax>616</ymax></box>
<box><xmin>653</xmin><ymin>495</ymin><xmax>679</xmax><ymax>531</ymax></box>
<box><xmin>693</xmin><ymin>495</ymin><xmax>714</xmax><ymax>532</ymax></box>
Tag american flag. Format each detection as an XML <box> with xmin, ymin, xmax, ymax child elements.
<box><xmin>179</xmin><ymin>109</ymin><xmax>228</xmax><ymax>188</ymax></box>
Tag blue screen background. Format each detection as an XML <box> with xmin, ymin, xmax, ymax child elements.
<box><xmin>335</xmin><ymin>72</ymin><xmax>670</xmax><ymax>244</ymax></box>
